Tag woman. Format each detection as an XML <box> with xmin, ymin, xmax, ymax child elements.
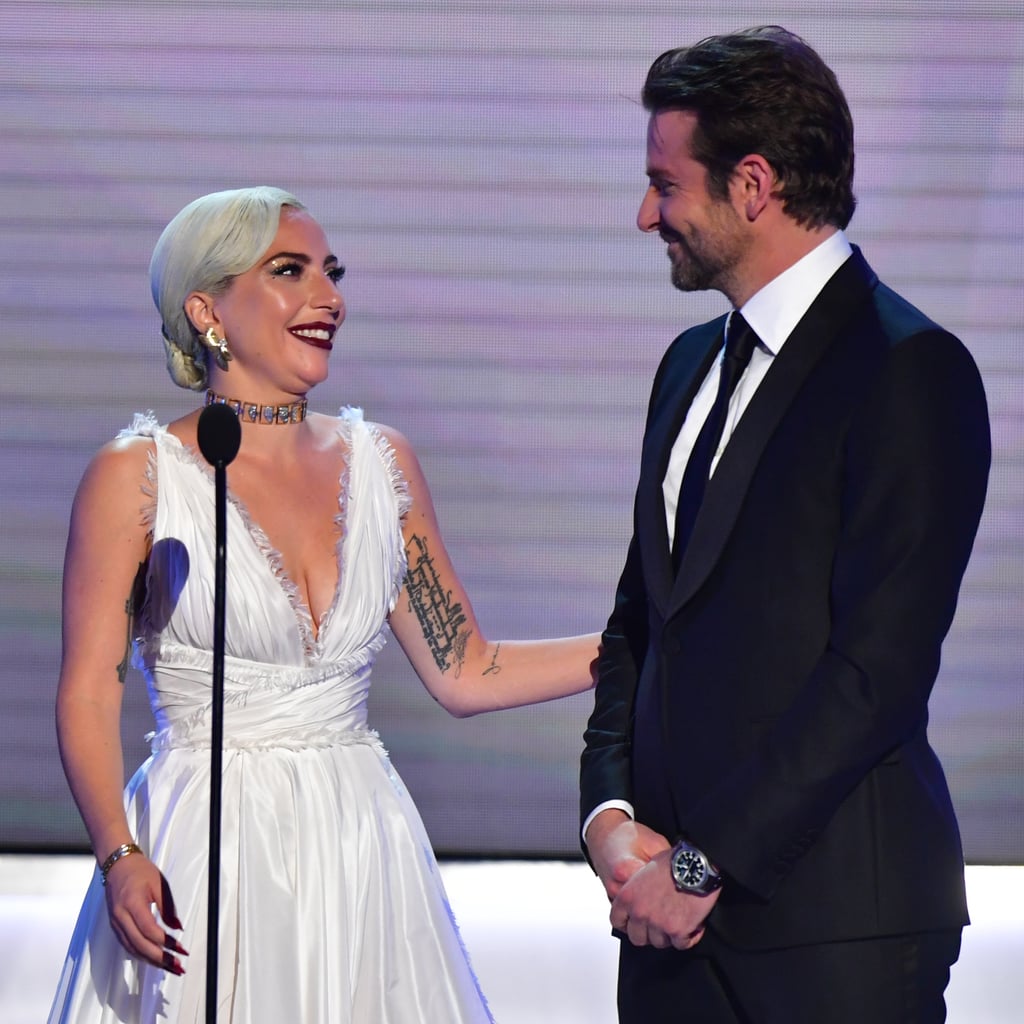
<box><xmin>50</xmin><ymin>186</ymin><xmax>599</xmax><ymax>1022</ymax></box>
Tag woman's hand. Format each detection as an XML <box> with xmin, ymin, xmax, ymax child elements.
<box><xmin>104</xmin><ymin>853</ymin><xmax>188</xmax><ymax>974</ymax></box>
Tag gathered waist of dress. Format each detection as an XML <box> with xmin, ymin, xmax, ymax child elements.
<box><xmin>138</xmin><ymin>642</ymin><xmax>381</xmax><ymax>753</ymax></box>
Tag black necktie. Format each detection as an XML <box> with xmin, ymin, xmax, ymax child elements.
<box><xmin>671</xmin><ymin>313</ymin><xmax>758</xmax><ymax>573</ymax></box>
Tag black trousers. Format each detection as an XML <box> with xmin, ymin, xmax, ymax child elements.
<box><xmin>617</xmin><ymin>927</ymin><xmax>962</xmax><ymax>1024</ymax></box>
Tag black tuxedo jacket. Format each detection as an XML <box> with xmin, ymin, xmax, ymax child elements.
<box><xmin>581</xmin><ymin>249</ymin><xmax>990</xmax><ymax>950</ymax></box>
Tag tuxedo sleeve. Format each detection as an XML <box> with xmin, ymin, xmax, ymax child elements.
<box><xmin>684</xmin><ymin>326</ymin><xmax>991</xmax><ymax>899</ymax></box>
<box><xmin>578</xmin><ymin>336</ymin><xmax>688</xmax><ymax>836</ymax></box>
<box><xmin>580</xmin><ymin>533</ymin><xmax>646</xmax><ymax>832</ymax></box>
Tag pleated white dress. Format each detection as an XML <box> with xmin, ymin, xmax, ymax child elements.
<box><xmin>49</xmin><ymin>408</ymin><xmax>492</xmax><ymax>1023</ymax></box>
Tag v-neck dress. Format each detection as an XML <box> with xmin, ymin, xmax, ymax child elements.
<box><xmin>49</xmin><ymin>409</ymin><xmax>492</xmax><ymax>1023</ymax></box>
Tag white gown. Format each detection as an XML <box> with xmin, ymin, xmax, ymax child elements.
<box><xmin>49</xmin><ymin>409</ymin><xmax>493</xmax><ymax>1023</ymax></box>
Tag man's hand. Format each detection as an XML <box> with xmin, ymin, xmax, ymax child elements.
<box><xmin>585</xmin><ymin>809</ymin><xmax>672</xmax><ymax>901</ymax></box>
<box><xmin>610</xmin><ymin>847</ymin><xmax>721</xmax><ymax>949</ymax></box>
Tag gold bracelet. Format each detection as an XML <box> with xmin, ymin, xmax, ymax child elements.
<box><xmin>99</xmin><ymin>842</ymin><xmax>143</xmax><ymax>885</ymax></box>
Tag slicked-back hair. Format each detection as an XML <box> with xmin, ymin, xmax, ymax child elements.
<box><xmin>149</xmin><ymin>186</ymin><xmax>306</xmax><ymax>389</ymax></box>
<box><xmin>642</xmin><ymin>26</ymin><xmax>856</xmax><ymax>230</ymax></box>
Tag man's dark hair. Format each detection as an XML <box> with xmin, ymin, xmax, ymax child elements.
<box><xmin>642</xmin><ymin>26</ymin><xmax>856</xmax><ymax>229</ymax></box>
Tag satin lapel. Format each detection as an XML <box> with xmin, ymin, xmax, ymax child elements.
<box><xmin>670</xmin><ymin>249</ymin><xmax>879</xmax><ymax>615</ymax></box>
<box><xmin>637</xmin><ymin>319</ymin><xmax>725</xmax><ymax>612</ymax></box>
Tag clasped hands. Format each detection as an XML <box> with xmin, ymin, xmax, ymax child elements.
<box><xmin>586</xmin><ymin>809</ymin><xmax>719</xmax><ymax>950</ymax></box>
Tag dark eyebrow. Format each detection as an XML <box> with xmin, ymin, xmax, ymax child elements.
<box><xmin>264</xmin><ymin>250</ymin><xmax>310</xmax><ymax>265</ymax></box>
<box><xmin>264</xmin><ymin>251</ymin><xmax>341</xmax><ymax>268</ymax></box>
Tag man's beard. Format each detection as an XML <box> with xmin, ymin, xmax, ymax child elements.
<box><xmin>666</xmin><ymin>233</ymin><xmax>735</xmax><ymax>294</ymax></box>
<box><xmin>663</xmin><ymin>212</ymin><xmax>744</xmax><ymax>296</ymax></box>
<box><xmin>668</xmin><ymin>238</ymin><xmax>717</xmax><ymax>292</ymax></box>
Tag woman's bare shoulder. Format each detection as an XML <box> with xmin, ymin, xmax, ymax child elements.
<box><xmin>72</xmin><ymin>432</ymin><xmax>156</xmax><ymax>531</ymax></box>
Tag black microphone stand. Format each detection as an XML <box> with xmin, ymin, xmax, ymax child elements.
<box><xmin>197</xmin><ymin>403</ymin><xmax>241</xmax><ymax>1024</ymax></box>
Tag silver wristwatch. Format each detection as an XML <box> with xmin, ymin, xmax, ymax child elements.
<box><xmin>670</xmin><ymin>839</ymin><xmax>722</xmax><ymax>896</ymax></box>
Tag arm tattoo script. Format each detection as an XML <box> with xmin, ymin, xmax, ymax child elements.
<box><xmin>115</xmin><ymin>561</ymin><xmax>147</xmax><ymax>684</ymax></box>
<box><xmin>482</xmin><ymin>642</ymin><xmax>502</xmax><ymax>676</ymax></box>
<box><xmin>405</xmin><ymin>534</ymin><xmax>471</xmax><ymax>676</ymax></box>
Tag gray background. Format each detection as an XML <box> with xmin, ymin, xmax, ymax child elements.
<box><xmin>1</xmin><ymin>0</ymin><xmax>1021</xmax><ymax>859</ymax></box>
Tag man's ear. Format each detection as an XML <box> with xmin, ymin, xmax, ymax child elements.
<box><xmin>184</xmin><ymin>291</ymin><xmax>221</xmax><ymax>336</ymax></box>
<box><xmin>731</xmin><ymin>153</ymin><xmax>777</xmax><ymax>222</ymax></box>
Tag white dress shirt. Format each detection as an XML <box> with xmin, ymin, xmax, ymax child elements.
<box><xmin>662</xmin><ymin>230</ymin><xmax>853</xmax><ymax>541</ymax></box>
<box><xmin>584</xmin><ymin>230</ymin><xmax>854</xmax><ymax>844</ymax></box>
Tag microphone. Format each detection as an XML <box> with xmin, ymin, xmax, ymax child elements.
<box><xmin>197</xmin><ymin>402</ymin><xmax>242</xmax><ymax>467</ymax></box>
<box><xmin>195</xmin><ymin>399</ymin><xmax>239</xmax><ymax>1022</ymax></box>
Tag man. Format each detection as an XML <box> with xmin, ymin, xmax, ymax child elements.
<box><xmin>580</xmin><ymin>26</ymin><xmax>990</xmax><ymax>1024</ymax></box>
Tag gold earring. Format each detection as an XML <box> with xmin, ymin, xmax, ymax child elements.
<box><xmin>203</xmin><ymin>326</ymin><xmax>232</xmax><ymax>371</ymax></box>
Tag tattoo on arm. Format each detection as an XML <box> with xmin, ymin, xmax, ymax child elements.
<box><xmin>404</xmin><ymin>534</ymin><xmax>471</xmax><ymax>676</ymax></box>
<box><xmin>115</xmin><ymin>562</ymin><xmax>147</xmax><ymax>684</ymax></box>
<box><xmin>483</xmin><ymin>642</ymin><xmax>502</xmax><ymax>676</ymax></box>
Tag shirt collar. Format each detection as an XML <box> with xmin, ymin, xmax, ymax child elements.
<box><xmin>737</xmin><ymin>230</ymin><xmax>853</xmax><ymax>355</ymax></box>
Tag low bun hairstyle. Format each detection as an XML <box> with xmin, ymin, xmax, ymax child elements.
<box><xmin>149</xmin><ymin>186</ymin><xmax>306</xmax><ymax>390</ymax></box>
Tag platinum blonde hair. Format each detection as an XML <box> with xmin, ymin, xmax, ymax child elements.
<box><xmin>149</xmin><ymin>186</ymin><xmax>306</xmax><ymax>390</ymax></box>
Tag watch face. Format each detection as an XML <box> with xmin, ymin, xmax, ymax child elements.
<box><xmin>676</xmin><ymin>849</ymin><xmax>707</xmax><ymax>888</ymax></box>
<box><xmin>671</xmin><ymin>842</ymin><xmax>721</xmax><ymax>895</ymax></box>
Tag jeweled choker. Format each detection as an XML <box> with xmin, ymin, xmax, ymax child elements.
<box><xmin>204</xmin><ymin>389</ymin><xmax>308</xmax><ymax>425</ymax></box>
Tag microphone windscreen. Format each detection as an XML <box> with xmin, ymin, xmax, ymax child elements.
<box><xmin>197</xmin><ymin>403</ymin><xmax>242</xmax><ymax>467</ymax></box>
